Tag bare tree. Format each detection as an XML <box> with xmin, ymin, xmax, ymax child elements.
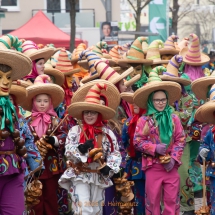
<box><xmin>68</xmin><ymin>0</ymin><xmax>78</xmax><ymax>52</ymax></box>
<box><xmin>127</xmin><ymin>0</ymin><xmax>152</xmax><ymax>37</ymax></box>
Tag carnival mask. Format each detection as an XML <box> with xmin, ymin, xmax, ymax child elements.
<box><xmin>0</xmin><ymin>70</ymin><xmax>12</xmax><ymax>96</ymax></box>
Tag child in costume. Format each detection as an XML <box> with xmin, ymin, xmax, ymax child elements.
<box><xmin>59</xmin><ymin>82</ymin><xmax>122</xmax><ymax>215</ymax></box>
<box><xmin>0</xmin><ymin>40</ymin><xmax>33</xmax><ymax>214</ymax></box>
<box><xmin>24</xmin><ymin>74</ymin><xmax>67</xmax><ymax>215</ymax></box>
<box><xmin>133</xmin><ymin>70</ymin><xmax>186</xmax><ymax>215</ymax></box>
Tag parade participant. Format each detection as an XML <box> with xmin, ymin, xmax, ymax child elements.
<box><xmin>179</xmin><ymin>33</ymin><xmax>210</xmax><ymax>212</ymax></box>
<box><xmin>23</xmin><ymin>74</ymin><xmax>66</xmax><ymax>215</ymax></box>
<box><xmin>195</xmin><ymin>83</ymin><xmax>215</xmax><ymax>215</ymax></box>
<box><xmin>0</xmin><ymin>43</ymin><xmax>32</xmax><ymax>214</ymax></box>
<box><xmin>133</xmin><ymin>70</ymin><xmax>185</xmax><ymax>214</ymax></box>
<box><xmin>121</xmin><ymin>91</ymin><xmax>146</xmax><ymax>215</ymax></box>
<box><xmin>59</xmin><ymin>82</ymin><xmax>122</xmax><ymax>215</ymax></box>
<box><xmin>22</xmin><ymin>40</ymin><xmax>55</xmax><ymax>83</ymax></box>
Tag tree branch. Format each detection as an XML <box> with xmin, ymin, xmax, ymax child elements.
<box><xmin>127</xmin><ymin>0</ymin><xmax>137</xmax><ymax>13</ymax></box>
<box><xmin>140</xmin><ymin>0</ymin><xmax>152</xmax><ymax>10</ymax></box>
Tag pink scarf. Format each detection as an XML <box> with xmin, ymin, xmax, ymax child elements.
<box><xmin>31</xmin><ymin>97</ymin><xmax>57</xmax><ymax>138</ymax></box>
<box><xmin>25</xmin><ymin>61</ymin><xmax>38</xmax><ymax>80</ymax></box>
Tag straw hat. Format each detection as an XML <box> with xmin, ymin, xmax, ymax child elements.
<box><xmin>22</xmin><ymin>40</ymin><xmax>55</xmax><ymax>62</ymax></box>
<box><xmin>118</xmin><ymin>37</ymin><xmax>153</xmax><ymax>67</ymax></box>
<box><xmin>71</xmin><ymin>43</ymin><xmax>87</xmax><ymax>64</ymax></box>
<box><xmin>91</xmin><ymin>41</ymin><xmax>108</xmax><ymax>58</ymax></box>
<box><xmin>81</xmin><ymin>73</ymin><xmax>100</xmax><ymax>84</ymax></box>
<box><xmin>194</xmin><ymin>105</ymin><xmax>205</xmax><ymax>123</ymax></box>
<box><xmin>24</xmin><ymin>74</ymin><xmax>64</xmax><ymax>111</ymax></box>
<box><xmin>44</xmin><ymin>59</ymin><xmax>65</xmax><ymax>86</ymax></box>
<box><xmin>109</xmin><ymin>45</ymin><xmax>122</xmax><ymax>62</ymax></box>
<box><xmin>180</xmin><ymin>34</ymin><xmax>210</xmax><ymax>66</ymax></box>
<box><xmin>94</xmin><ymin>60</ymin><xmax>133</xmax><ymax>84</ymax></box>
<box><xmin>191</xmin><ymin>70</ymin><xmax>215</xmax><ymax>100</ymax></box>
<box><xmin>9</xmin><ymin>80</ymin><xmax>31</xmax><ymax>106</ymax></box>
<box><xmin>178</xmin><ymin>37</ymin><xmax>189</xmax><ymax>51</ymax></box>
<box><xmin>120</xmin><ymin>92</ymin><xmax>134</xmax><ymax>104</ymax></box>
<box><xmin>125</xmin><ymin>74</ymin><xmax>141</xmax><ymax>87</ymax></box>
<box><xmin>50</xmin><ymin>50</ymin><xmax>72</xmax><ymax>68</ymax></box>
<box><xmin>160</xmin><ymin>55</ymin><xmax>191</xmax><ymax>86</ymax></box>
<box><xmin>55</xmin><ymin>49</ymin><xmax>80</xmax><ymax>76</ymax></box>
<box><xmin>67</xmin><ymin>82</ymin><xmax>119</xmax><ymax>120</ymax></box>
<box><xmin>142</xmin><ymin>39</ymin><xmax>148</xmax><ymax>55</ymax></box>
<box><xmin>119</xmin><ymin>42</ymin><xmax>131</xmax><ymax>57</ymax></box>
<box><xmin>133</xmin><ymin>67</ymin><xmax>181</xmax><ymax>109</ymax></box>
<box><xmin>159</xmin><ymin>35</ymin><xmax>180</xmax><ymax>55</ymax></box>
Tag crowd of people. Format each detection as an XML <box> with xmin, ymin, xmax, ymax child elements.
<box><xmin>0</xmin><ymin>33</ymin><xmax>214</xmax><ymax>215</ymax></box>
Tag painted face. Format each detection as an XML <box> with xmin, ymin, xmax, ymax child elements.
<box><xmin>153</xmin><ymin>91</ymin><xmax>167</xmax><ymax>112</ymax></box>
<box><xmin>130</xmin><ymin>66</ymin><xmax>142</xmax><ymax>78</ymax></box>
<box><xmin>118</xmin><ymin>79</ymin><xmax>127</xmax><ymax>93</ymax></box>
<box><xmin>34</xmin><ymin>94</ymin><xmax>50</xmax><ymax>112</ymax></box>
<box><xmin>0</xmin><ymin>70</ymin><xmax>12</xmax><ymax>96</ymax></box>
<box><xmin>83</xmin><ymin>110</ymin><xmax>98</xmax><ymax>125</ymax></box>
<box><xmin>102</xmin><ymin>25</ymin><xmax>111</xmax><ymax>37</ymax></box>
<box><xmin>161</xmin><ymin>54</ymin><xmax>173</xmax><ymax>68</ymax></box>
<box><xmin>133</xmin><ymin>103</ymin><xmax>140</xmax><ymax>114</ymax></box>
<box><xmin>36</xmin><ymin>59</ymin><xmax>45</xmax><ymax>75</ymax></box>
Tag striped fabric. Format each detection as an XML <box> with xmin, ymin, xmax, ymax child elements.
<box><xmin>109</xmin><ymin>45</ymin><xmax>122</xmax><ymax>60</ymax></box>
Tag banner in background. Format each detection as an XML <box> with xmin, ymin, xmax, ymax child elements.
<box><xmin>148</xmin><ymin>0</ymin><xmax>168</xmax><ymax>43</ymax></box>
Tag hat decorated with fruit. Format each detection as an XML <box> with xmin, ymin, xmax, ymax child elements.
<box><xmin>180</xmin><ymin>33</ymin><xmax>210</xmax><ymax>66</ymax></box>
<box><xmin>55</xmin><ymin>49</ymin><xmax>80</xmax><ymax>76</ymax></box>
<box><xmin>118</xmin><ymin>37</ymin><xmax>153</xmax><ymax>67</ymax></box>
<box><xmin>67</xmin><ymin>81</ymin><xmax>120</xmax><ymax>120</ymax></box>
<box><xmin>22</xmin><ymin>40</ymin><xmax>55</xmax><ymax>62</ymax></box>
<box><xmin>94</xmin><ymin>60</ymin><xmax>133</xmax><ymax>84</ymax></box>
<box><xmin>24</xmin><ymin>74</ymin><xmax>64</xmax><ymax>111</ymax></box>
<box><xmin>0</xmin><ymin>34</ymin><xmax>32</xmax><ymax>80</ymax></box>
<box><xmin>160</xmin><ymin>55</ymin><xmax>191</xmax><ymax>86</ymax></box>
<box><xmin>133</xmin><ymin>66</ymin><xmax>181</xmax><ymax>109</ymax></box>
<box><xmin>146</xmin><ymin>40</ymin><xmax>169</xmax><ymax>65</ymax></box>
<box><xmin>159</xmin><ymin>35</ymin><xmax>180</xmax><ymax>55</ymax></box>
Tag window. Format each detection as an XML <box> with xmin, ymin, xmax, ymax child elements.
<box><xmin>1</xmin><ymin>0</ymin><xmax>19</xmax><ymax>11</ymax></box>
<box><xmin>47</xmin><ymin>0</ymin><xmax>61</xmax><ymax>13</ymax></box>
<box><xmin>66</xmin><ymin>0</ymin><xmax>80</xmax><ymax>12</ymax></box>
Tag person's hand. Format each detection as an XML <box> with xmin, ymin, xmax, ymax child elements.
<box><xmin>199</xmin><ymin>148</ymin><xmax>210</xmax><ymax>160</ymax></box>
<box><xmin>163</xmin><ymin>158</ymin><xmax>175</xmax><ymax>172</ymax></box>
<box><xmin>99</xmin><ymin>165</ymin><xmax>111</xmax><ymax>176</ymax></box>
<box><xmin>155</xmin><ymin>144</ymin><xmax>166</xmax><ymax>155</ymax></box>
<box><xmin>44</xmin><ymin>136</ymin><xmax>55</xmax><ymax>146</ymax></box>
<box><xmin>77</xmin><ymin>139</ymin><xmax>94</xmax><ymax>154</ymax></box>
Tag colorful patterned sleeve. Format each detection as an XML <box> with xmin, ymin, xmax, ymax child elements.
<box><xmin>105</xmin><ymin>128</ymin><xmax>122</xmax><ymax>176</ymax></box>
<box><xmin>64</xmin><ymin>125</ymin><xmax>88</xmax><ymax>163</ymax></box>
<box><xmin>133</xmin><ymin>116</ymin><xmax>156</xmax><ymax>156</ymax></box>
<box><xmin>171</xmin><ymin>114</ymin><xmax>186</xmax><ymax>164</ymax></box>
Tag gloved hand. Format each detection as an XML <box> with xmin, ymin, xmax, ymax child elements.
<box><xmin>44</xmin><ymin>136</ymin><xmax>56</xmax><ymax>146</ymax></box>
<box><xmin>155</xmin><ymin>144</ymin><xmax>167</xmax><ymax>155</ymax></box>
<box><xmin>199</xmin><ymin>148</ymin><xmax>210</xmax><ymax>160</ymax></box>
<box><xmin>34</xmin><ymin>169</ymin><xmax>44</xmax><ymax>178</ymax></box>
<box><xmin>112</xmin><ymin>168</ymin><xmax>124</xmax><ymax>179</ymax></box>
<box><xmin>163</xmin><ymin>158</ymin><xmax>175</xmax><ymax>172</ymax></box>
<box><xmin>99</xmin><ymin>165</ymin><xmax>111</xmax><ymax>176</ymax></box>
<box><xmin>78</xmin><ymin>139</ymin><xmax>94</xmax><ymax>154</ymax></box>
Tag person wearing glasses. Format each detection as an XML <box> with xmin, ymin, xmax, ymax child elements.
<box><xmin>133</xmin><ymin>68</ymin><xmax>186</xmax><ymax>214</ymax></box>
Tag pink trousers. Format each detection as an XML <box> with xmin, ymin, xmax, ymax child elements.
<box><xmin>145</xmin><ymin>163</ymin><xmax>180</xmax><ymax>215</ymax></box>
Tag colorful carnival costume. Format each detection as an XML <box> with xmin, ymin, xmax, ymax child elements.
<box><xmin>59</xmin><ymin>81</ymin><xmax>122</xmax><ymax>215</ymax></box>
<box><xmin>133</xmin><ymin>70</ymin><xmax>186</xmax><ymax>214</ymax></box>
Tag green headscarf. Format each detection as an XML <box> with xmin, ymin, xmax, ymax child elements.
<box><xmin>0</xmin><ymin>96</ymin><xmax>17</xmax><ymax>132</ymax></box>
<box><xmin>146</xmin><ymin>91</ymin><xmax>173</xmax><ymax>146</ymax></box>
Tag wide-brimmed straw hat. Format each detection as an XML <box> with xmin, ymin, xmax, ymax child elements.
<box><xmin>146</xmin><ymin>40</ymin><xmax>169</xmax><ymax>65</ymax></box>
<box><xmin>120</xmin><ymin>92</ymin><xmax>134</xmax><ymax>104</ymax></box>
<box><xmin>159</xmin><ymin>35</ymin><xmax>180</xmax><ymax>55</ymax></box>
<box><xmin>44</xmin><ymin>59</ymin><xmax>65</xmax><ymax>86</ymax></box>
<box><xmin>67</xmin><ymin>82</ymin><xmax>120</xmax><ymax>120</ymax></box>
<box><xmin>133</xmin><ymin>67</ymin><xmax>181</xmax><ymax>109</ymax></box>
<box><xmin>10</xmin><ymin>80</ymin><xmax>31</xmax><ymax>106</ymax></box>
<box><xmin>178</xmin><ymin>37</ymin><xmax>189</xmax><ymax>51</ymax></box>
<box><xmin>125</xmin><ymin>74</ymin><xmax>141</xmax><ymax>87</ymax></box>
<box><xmin>191</xmin><ymin>71</ymin><xmax>215</xmax><ymax>100</ymax></box>
<box><xmin>55</xmin><ymin>49</ymin><xmax>80</xmax><ymax>76</ymax></box>
<box><xmin>180</xmin><ymin>34</ymin><xmax>210</xmax><ymax>66</ymax></box>
<box><xmin>51</xmin><ymin>49</ymin><xmax>72</xmax><ymax>67</ymax></box>
<box><xmin>22</xmin><ymin>40</ymin><xmax>55</xmax><ymax>62</ymax></box>
<box><xmin>118</xmin><ymin>37</ymin><xmax>153</xmax><ymax>67</ymax></box>
<box><xmin>160</xmin><ymin>55</ymin><xmax>191</xmax><ymax>86</ymax></box>
<box><xmin>94</xmin><ymin>60</ymin><xmax>133</xmax><ymax>84</ymax></box>
<box><xmin>71</xmin><ymin>43</ymin><xmax>87</xmax><ymax>64</ymax></box>
<box><xmin>109</xmin><ymin>45</ymin><xmax>122</xmax><ymax>62</ymax></box>
<box><xmin>24</xmin><ymin>74</ymin><xmax>64</xmax><ymax>111</ymax></box>
<box><xmin>194</xmin><ymin>105</ymin><xmax>205</xmax><ymax>123</ymax></box>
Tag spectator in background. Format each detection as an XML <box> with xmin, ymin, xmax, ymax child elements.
<box><xmin>202</xmin><ymin>41</ymin><xmax>209</xmax><ymax>54</ymax></box>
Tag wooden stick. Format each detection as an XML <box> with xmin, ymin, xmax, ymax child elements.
<box><xmin>24</xmin><ymin>160</ymin><xmax>43</xmax><ymax>180</ymax></box>
<box><xmin>49</xmin><ymin>114</ymin><xmax>68</xmax><ymax>136</ymax></box>
<box><xmin>77</xmin><ymin>120</ymin><xmax>88</xmax><ymax>140</ymax></box>
<box><xmin>203</xmin><ymin>159</ymin><xmax>206</xmax><ymax>207</ymax></box>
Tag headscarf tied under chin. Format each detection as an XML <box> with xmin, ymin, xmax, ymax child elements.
<box><xmin>146</xmin><ymin>91</ymin><xmax>173</xmax><ymax>147</ymax></box>
<box><xmin>25</xmin><ymin>61</ymin><xmax>38</xmax><ymax>80</ymax></box>
<box><xmin>31</xmin><ymin>96</ymin><xmax>57</xmax><ymax>138</ymax></box>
